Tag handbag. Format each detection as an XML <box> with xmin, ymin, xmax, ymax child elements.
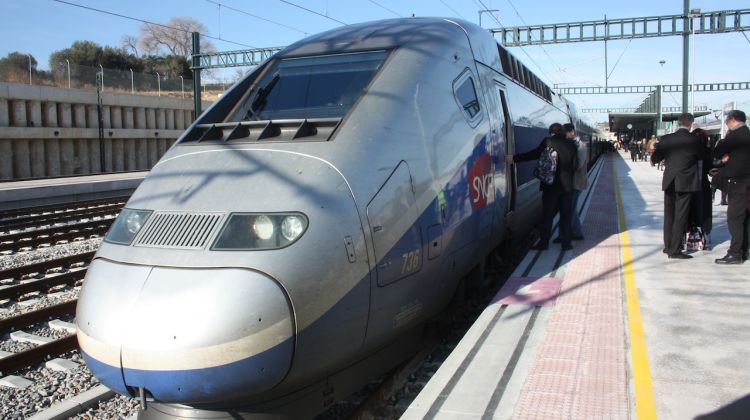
<box><xmin>685</xmin><ymin>227</ymin><xmax>706</xmax><ymax>252</ymax></box>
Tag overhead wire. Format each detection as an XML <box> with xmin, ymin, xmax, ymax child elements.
<box><xmin>277</xmin><ymin>0</ymin><xmax>348</xmax><ymax>25</ymax></box>
<box><xmin>368</xmin><ymin>0</ymin><xmax>403</xmax><ymax>18</ymax></box>
<box><xmin>504</xmin><ymin>0</ymin><xmax>565</xmax><ymax>80</ymax></box>
<box><xmin>52</xmin><ymin>0</ymin><xmax>257</xmax><ymax>49</ymax></box>
<box><xmin>606</xmin><ymin>38</ymin><xmax>633</xmax><ymax>79</ymax></box>
<box><xmin>437</xmin><ymin>0</ymin><xmax>466</xmax><ymax>20</ymax></box>
<box><xmin>205</xmin><ymin>0</ymin><xmax>309</xmax><ymax>36</ymax></box>
<box><xmin>474</xmin><ymin>0</ymin><xmax>556</xmax><ymax>84</ymax></box>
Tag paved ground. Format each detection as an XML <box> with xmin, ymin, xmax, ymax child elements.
<box><xmin>403</xmin><ymin>152</ymin><xmax>750</xmax><ymax>419</ymax></box>
<box><xmin>616</xmin><ymin>152</ymin><xmax>750</xmax><ymax>419</ymax></box>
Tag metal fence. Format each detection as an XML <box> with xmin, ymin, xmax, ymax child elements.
<box><xmin>1</xmin><ymin>63</ymin><xmax>204</xmax><ymax>98</ymax></box>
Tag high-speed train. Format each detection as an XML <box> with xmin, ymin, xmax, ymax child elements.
<box><xmin>77</xmin><ymin>17</ymin><xmax>604</xmax><ymax>419</ymax></box>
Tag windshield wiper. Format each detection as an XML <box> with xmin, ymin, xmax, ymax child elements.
<box><xmin>244</xmin><ymin>74</ymin><xmax>280</xmax><ymax>121</ymax></box>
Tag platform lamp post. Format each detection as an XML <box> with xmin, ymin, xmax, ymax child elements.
<box><xmin>130</xmin><ymin>68</ymin><xmax>134</xmax><ymax>93</ymax></box>
<box><xmin>28</xmin><ymin>54</ymin><xmax>32</xmax><ymax>85</ymax></box>
<box><xmin>180</xmin><ymin>75</ymin><xmax>184</xmax><ymax>98</ymax></box>
<box><xmin>156</xmin><ymin>72</ymin><xmax>161</xmax><ymax>97</ymax></box>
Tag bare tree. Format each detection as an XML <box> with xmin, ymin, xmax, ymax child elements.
<box><xmin>121</xmin><ymin>35</ymin><xmax>139</xmax><ymax>56</ymax></box>
<box><xmin>137</xmin><ymin>17</ymin><xmax>215</xmax><ymax>57</ymax></box>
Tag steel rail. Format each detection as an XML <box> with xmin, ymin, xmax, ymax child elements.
<box><xmin>0</xmin><ymin>196</ymin><xmax>128</xmax><ymax>222</ymax></box>
<box><xmin>0</xmin><ymin>251</ymin><xmax>94</xmax><ymax>282</ymax></box>
<box><xmin>0</xmin><ymin>269</ymin><xmax>88</xmax><ymax>302</ymax></box>
<box><xmin>0</xmin><ymin>300</ymin><xmax>78</xmax><ymax>334</ymax></box>
<box><xmin>0</xmin><ymin>334</ymin><xmax>78</xmax><ymax>376</ymax></box>
<box><xmin>0</xmin><ymin>204</ymin><xmax>123</xmax><ymax>232</ymax></box>
<box><xmin>0</xmin><ymin>220</ymin><xmax>112</xmax><ymax>252</ymax></box>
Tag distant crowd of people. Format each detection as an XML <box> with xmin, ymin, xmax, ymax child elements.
<box><xmin>643</xmin><ymin>110</ymin><xmax>750</xmax><ymax>264</ymax></box>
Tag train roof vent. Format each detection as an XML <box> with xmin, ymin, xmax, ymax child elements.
<box><xmin>134</xmin><ymin>212</ymin><xmax>223</xmax><ymax>249</ymax></box>
<box><xmin>179</xmin><ymin>118</ymin><xmax>342</xmax><ymax>144</ymax></box>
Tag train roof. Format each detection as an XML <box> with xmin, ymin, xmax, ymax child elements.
<box><xmin>278</xmin><ymin>17</ymin><xmax>475</xmax><ymax>59</ymax></box>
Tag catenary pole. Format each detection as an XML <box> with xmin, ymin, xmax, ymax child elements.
<box><xmin>192</xmin><ymin>32</ymin><xmax>201</xmax><ymax>119</ymax></box>
<box><xmin>682</xmin><ymin>0</ymin><xmax>690</xmax><ymax>113</ymax></box>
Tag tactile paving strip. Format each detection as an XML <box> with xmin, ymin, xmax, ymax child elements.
<box><xmin>512</xmin><ymin>157</ymin><xmax>630</xmax><ymax>420</ymax></box>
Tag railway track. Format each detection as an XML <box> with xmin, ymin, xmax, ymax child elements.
<box><xmin>0</xmin><ymin>301</ymin><xmax>78</xmax><ymax>376</ymax></box>
<box><xmin>0</xmin><ymin>197</ymin><xmax>125</xmax><ymax>254</ymax></box>
<box><xmin>0</xmin><ymin>253</ymin><xmax>92</xmax><ymax>376</ymax></box>
<box><xmin>0</xmin><ymin>196</ymin><xmax>127</xmax><ymax>225</ymax></box>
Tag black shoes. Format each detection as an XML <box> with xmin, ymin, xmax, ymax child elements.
<box><xmin>562</xmin><ymin>244</ymin><xmax>573</xmax><ymax>251</ymax></box>
<box><xmin>532</xmin><ymin>244</ymin><xmax>548</xmax><ymax>251</ymax></box>
<box><xmin>715</xmin><ymin>255</ymin><xmax>744</xmax><ymax>265</ymax></box>
<box><xmin>668</xmin><ymin>252</ymin><xmax>693</xmax><ymax>259</ymax></box>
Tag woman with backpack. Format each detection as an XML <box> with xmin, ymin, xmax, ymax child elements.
<box><xmin>506</xmin><ymin>123</ymin><xmax>578</xmax><ymax>251</ymax></box>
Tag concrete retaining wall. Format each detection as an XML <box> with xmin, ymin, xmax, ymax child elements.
<box><xmin>0</xmin><ymin>82</ymin><xmax>211</xmax><ymax>180</ymax></box>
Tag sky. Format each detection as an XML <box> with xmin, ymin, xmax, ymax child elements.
<box><xmin>1</xmin><ymin>0</ymin><xmax>748</xmax><ymax>123</ymax></box>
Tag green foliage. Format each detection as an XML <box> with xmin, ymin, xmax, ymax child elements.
<box><xmin>0</xmin><ymin>52</ymin><xmax>42</xmax><ymax>83</ymax></box>
<box><xmin>143</xmin><ymin>55</ymin><xmax>191</xmax><ymax>79</ymax></box>
<box><xmin>49</xmin><ymin>40</ymin><xmax>145</xmax><ymax>74</ymax></box>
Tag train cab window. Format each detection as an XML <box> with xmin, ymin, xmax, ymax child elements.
<box><xmin>453</xmin><ymin>72</ymin><xmax>481</xmax><ymax>121</ymax></box>
<box><xmin>230</xmin><ymin>50</ymin><xmax>389</xmax><ymax>121</ymax></box>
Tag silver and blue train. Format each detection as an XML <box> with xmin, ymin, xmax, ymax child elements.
<box><xmin>77</xmin><ymin>17</ymin><xmax>604</xmax><ymax>419</ymax></box>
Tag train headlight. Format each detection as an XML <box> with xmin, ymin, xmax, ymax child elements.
<box><xmin>252</xmin><ymin>215</ymin><xmax>275</xmax><ymax>240</ymax></box>
<box><xmin>105</xmin><ymin>209</ymin><xmax>152</xmax><ymax>245</ymax></box>
<box><xmin>281</xmin><ymin>215</ymin><xmax>305</xmax><ymax>241</ymax></box>
<box><xmin>213</xmin><ymin>213</ymin><xmax>308</xmax><ymax>250</ymax></box>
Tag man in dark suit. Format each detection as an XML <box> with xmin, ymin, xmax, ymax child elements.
<box><xmin>651</xmin><ymin>113</ymin><xmax>703</xmax><ymax>259</ymax></box>
<box><xmin>713</xmin><ymin>110</ymin><xmax>750</xmax><ymax>264</ymax></box>
<box><xmin>508</xmin><ymin>123</ymin><xmax>578</xmax><ymax>251</ymax></box>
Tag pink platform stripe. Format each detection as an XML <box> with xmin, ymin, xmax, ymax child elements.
<box><xmin>493</xmin><ymin>276</ymin><xmax>564</xmax><ymax>307</ymax></box>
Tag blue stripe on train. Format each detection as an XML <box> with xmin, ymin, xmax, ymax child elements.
<box><xmin>83</xmin><ymin>335</ymin><xmax>293</xmax><ymax>403</ymax></box>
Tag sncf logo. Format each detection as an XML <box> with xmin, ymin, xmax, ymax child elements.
<box><xmin>469</xmin><ymin>154</ymin><xmax>492</xmax><ymax>209</ymax></box>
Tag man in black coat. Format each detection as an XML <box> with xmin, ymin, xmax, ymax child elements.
<box><xmin>713</xmin><ymin>110</ymin><xmax>750</xmax><ymax>264</ymax></box>
<box><xmin>508</xmin><ymin>123</ymin><xmax>578</xmax><ymax>251</ymax></box>
<box><xmin>651</xmin><ymin>113</ymin><xmax>703</xmax><ymax>259</ymax></box>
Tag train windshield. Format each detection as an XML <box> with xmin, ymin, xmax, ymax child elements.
<box><xmin>233</xmin><ymin>50</ymin><xmax>388</xmax><ymax>121</ymax></box>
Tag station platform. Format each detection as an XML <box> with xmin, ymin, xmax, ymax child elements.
<box><xmin>403</xmin><ymin>152</ymin><xmax>750</xmax><ymax>419</ymax></box>
<box><xmin>0</xmin><ymin>171</ymin><xmax>145</xmax><ymax>211</ymax></box>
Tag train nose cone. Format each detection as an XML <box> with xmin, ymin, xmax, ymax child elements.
<box><xmin>77</xmin><ymin>259</ymin><xmax>294</xmax><ymax>403</ymax></box>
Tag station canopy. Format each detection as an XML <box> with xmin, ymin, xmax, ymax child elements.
<box><xmin>608</xmin><ymin>111</ymin><xmax>711</xmax><ymax>132</ymax></box>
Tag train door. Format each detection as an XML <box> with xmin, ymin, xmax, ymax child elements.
<box><xmin>496</xmin><ymin>86</ymin><xmax>516</xmax><ymax>214</ymax></box>
<box><xmin>476</xmin><ymin>73</ymin><xmax>509</xmax><ymax>240</ymax></box>
<box><xmin>366</xmin><ymin>161</ymin><xmax>423</xmax><ymax>287</ymax></box>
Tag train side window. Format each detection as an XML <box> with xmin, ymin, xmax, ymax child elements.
<box><xmin>522</xmin><ymin>66</ymin><xmax>532</xmax><ymax>91</ymax></box>
<box><xmin>453</xmin><ymin>72</ymin><xmax>481</xmax><ymax>121</ymax></box>
<box><xmin>497</xmin><ymin>45</ymin><xmax>512</xmax><ymax>75</ymax></box>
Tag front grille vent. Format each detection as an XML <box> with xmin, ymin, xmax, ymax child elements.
<box><xmin>135</xmin><ymin>212</ymin><xmax>223</xmax><ymax>249</ymax></box>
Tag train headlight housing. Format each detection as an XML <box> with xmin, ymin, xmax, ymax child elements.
<box><xmin>213</xmin><ymin>213</ymin><xmax>308</xmax><ymax>250</ymax></box>
<box><xmin>105</xmin><ymin>209</ymin><xmax>152</xmax><ymax>245</ymax></box>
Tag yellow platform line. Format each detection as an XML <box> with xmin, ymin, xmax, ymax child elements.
<box><xmin>612</xmin><ymin>157</ymin><xmax>657</xmax><ymax>420</ymax></box>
